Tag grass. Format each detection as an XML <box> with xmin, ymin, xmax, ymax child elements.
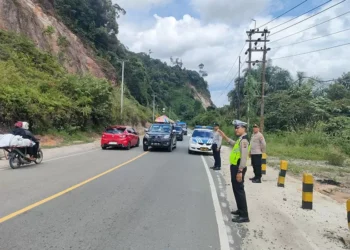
<box><xmin>266</xmin><ymin>132</ymin><xmax>348</xmax><ymax>166</ymax></box>
<box><xmin>39</xmin><ymin>130</ymin><xmax>99</xmax><ymax>149</ymax></box>
<box><xmin>268</xmin><ymin>159</ymin><xmax>350</xmax><ymax>187</ymax></box>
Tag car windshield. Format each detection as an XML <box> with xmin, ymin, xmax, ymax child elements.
<box><xmin>149</xmin><ymin>124</ymin><xmax>171</xmax><ymax>133</ymax></box>
<box><xmin>192</xmin><ymin>130</ymin><xmax>213</xmax><ymax>138</ymax></box>
<box><xmin>105</xmin><ymin>128</ymin><xmax>125</xmax><ymax>134</ymax></box>
<box><xmin>175</xmin><ymin>126</ymin><xmax>182</xmax><ymax>131</ymax></box>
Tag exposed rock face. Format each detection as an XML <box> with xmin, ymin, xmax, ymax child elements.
<box><xmin>188</xmin><ymin>84</ymin><xmax>214</xmax><ymax>109</ymax></box>
<box><xmin>0</xmin><ymin>0</ymin><xmax>115</xmax><ymax>82</ymax></box>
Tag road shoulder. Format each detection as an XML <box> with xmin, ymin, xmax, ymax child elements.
<box><xmin>219</xmin><ymin>146</ymin><xmax>349</xmax><ymax>250</ymax></box>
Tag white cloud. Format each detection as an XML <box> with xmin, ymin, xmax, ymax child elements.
<box><xmin>190</xmin><ymin>0</ymin><xmax>278</xmax><ymax>24</ymax></box>
<box><xmin>115</xmin><ymin>0</ymin><xmax>171</xmax><ymax>11</ymax></box>
<box><xmin>118</xmin><ymin>1</ymin><xmax>350</xmax><ymax>107</ymax></box>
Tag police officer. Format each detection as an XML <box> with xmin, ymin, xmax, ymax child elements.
<box><xmin>212</xmin><ymin>123</ymin><xmax>222</xmax><ymax>171</ymax></box>
<box><xmin>218</xmin><ymin>120</ymin><xmax>250</xmax><ymax>223</ymax></box>
<box><xmin>249</xmin><ymin>124</ymin><xmax>266</xmax><ymax>183</ymax></box>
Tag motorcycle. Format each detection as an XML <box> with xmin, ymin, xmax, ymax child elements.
<box><xmin>2</xmin><ymin>142</ymin><xmax>43</xmax><ymax>169</ymax></box>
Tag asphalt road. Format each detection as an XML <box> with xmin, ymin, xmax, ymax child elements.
<box><xmin>0</xmin><ymin>136</ymin><xmax>239</xmax><ymax>250</ymax></box>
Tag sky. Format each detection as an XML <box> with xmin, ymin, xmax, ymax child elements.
<box><xmin>114</xmin><ymin>0</ymin><xmax>350</xmax><ymax>107</ymax></box>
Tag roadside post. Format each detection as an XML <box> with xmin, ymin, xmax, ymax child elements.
<box><xmin>277</xmin><ymin>160</ymin><xmax>288</xmax><ymax>187</ymax></box>
<box><xmin>302</xmin><ymin>173</ymin><xmax>314</xmax><ymax>210</ymax></box>
<box><xmin>262</xmin><ymin>153</ymin><xmax>267</xmax><ymax>175</ymax></box>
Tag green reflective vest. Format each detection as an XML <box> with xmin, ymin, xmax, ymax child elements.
<box><xmin>230</xmin><ymin>135</ymin><xmax>249</xmax><ymax>165</ymax></box>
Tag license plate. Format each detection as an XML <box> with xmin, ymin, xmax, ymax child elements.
<box><xmin>200</xmin><ymin>147</ymin><xmax>208</xmax><ymax>151</ymax></box>
<box><xmin>109</xmin><ymin>142</ymin><xmax>117</xmax><ymax>145</ymax></box>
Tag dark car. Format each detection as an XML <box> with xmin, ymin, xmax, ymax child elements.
<box><xmin>174</xmin><ymin>126</ymin><xmax>184</xmax><ymax>141</ymax></box>
<box><xmin>143</xmin><ymin>123</ymin><xmax>177</xmax><ymax>152</ymax></box>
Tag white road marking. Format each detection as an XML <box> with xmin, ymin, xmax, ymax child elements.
<box><xmin>220</xmin><ymin>192</ymin><xmax>225</xmax><ymax>198</ymax></box>
<box><xmin>201</xmin><ymin>155</ymin><xmax>230</xmax><ymax>250</ymax></box>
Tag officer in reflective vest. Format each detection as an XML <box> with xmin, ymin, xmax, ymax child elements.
<box><xmin>218</xmin><ymin>120</ymin><xmax>250</xmax><ymax>223</ymax></box>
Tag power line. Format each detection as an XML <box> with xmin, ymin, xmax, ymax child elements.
<box><xmin>257</xmin><ymin>0</ymin><xmax>308</xmax><ymax>29</ymax></box>
<box><xmin>270</xmin><ymin>0</ymin><xmax>332</xmax><ymax>30</ymax></box>
<box><xmin>292</xmin><ymin>77</ymin><xmax>336</xmax><ymax>85</ymax></box>
<box><xmin>270</xmin><ymin>10</ymin><xmax>350</xmax><ymax>43</ymax></box>
<box><xmin>272</xmin><ymin>27</ymin><xmax>350</xmax><ymax>49</ymax></box>
<box><xmin>270</xmin><ymin>42</ymin><xmax>350</xmax><ymax>60</ymax></box>
<box><xmin>221</xmin><ymin>42</ymin><xmax>247</xmax><ymax>85</ymax></box>
<box><xmin>214</xmin><ymin>59</ymin><xmax>247</xmax><ymax>102</ymax></box>
<box><xmin>270</xmin><ymin>0</ymin><xmax>346</xmax><ymax>37</ymax></box>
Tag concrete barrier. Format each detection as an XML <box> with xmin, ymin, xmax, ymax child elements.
<box><xmin>302</xmin><ymin>173</ymin><xmax>313</xmax><ymax>210</ymax></box>
<box><xmin>262</xmin><ymin>153</ymin><xmax>267</xmax><ymax>175</ymax></box>
<box><xmin>277</xmin><ymin>160</ymin><xmax>288</xmax><ymax>187</ymax></box>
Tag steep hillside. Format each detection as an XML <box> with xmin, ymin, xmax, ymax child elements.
<box><xmin>0</xmin><ymin>0</ymin><xmax>117</xmax><ymax>82</ymax></box>
<box><xmin>0</xmin><ymin>30</ymin><xmax>151</xmax><ymax>132</ymax></box>
<box><xmin>0</xmin><ymin>0</ymin><xmax>214</xmax><ymax>120</ymax></box>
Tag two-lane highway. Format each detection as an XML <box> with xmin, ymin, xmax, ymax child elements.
<box><xmin>0</xmin><ymin>137</ymin><xmax>238</xmax><ymax>250</ymax></box>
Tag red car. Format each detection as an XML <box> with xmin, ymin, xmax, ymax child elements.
<box><xmin>101</xmin><ymin>126</ymin><xmax>140</xmax><ymax>150</ymax></box>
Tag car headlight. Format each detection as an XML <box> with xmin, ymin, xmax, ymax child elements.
<box><xmin>144</xmin><ymin>133</ymin><xmax>150</xmax><ymax>139</ymax></box>
<box><xmin>163</xmin><ymin>135</ymin><xmax>170</xmax><ymax>139</ymax></box>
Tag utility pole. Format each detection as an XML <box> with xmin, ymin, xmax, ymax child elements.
<box><xmin>121</xmin><ymin>61</ymin><xmax>125</xmax><ymax>117</ymax></box>
<box><xmin>260</xmin><ymin>32</ymin><xmax>268</xmax><ymax>133</ymax></box>
<box><xmin>152</xmin><ymin>93</ymin><xmax>156</xmax><ymax>122</ymax></box>
<box><xmin>237</xmin><ymin>56</ymin><xmax>241</xmax><ymax>119</ymax></box>
<box><xmin>245</xmin><ymin>28</ymin><xmax>270</xmax><ymax>133</ymax></box>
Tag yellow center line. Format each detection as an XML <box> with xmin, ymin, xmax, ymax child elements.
<box><xmin>0</xmin><ymin>152</ymin><xmax>149</xmax><ymax>224</ymax></box>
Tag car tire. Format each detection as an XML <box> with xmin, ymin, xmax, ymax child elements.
<box><xmin>102</xmin><ymin>146</ymin><xmax>107</xmax><ymax>150</ymax></box>
<box><xmin>126</xmin><ymin>142</ymin><xmax>131</xmax><ymax>150</ymax></box>
<box><xmin>136</xmin><ymin>139</ymin><xmax>140</xmax><ymax>147</ymax></box>
<box><xmin>188</xmin><ymin>149</ymin><xmax>192</xmax><ymax>154</ymax></box>
<box><xmin>143</xmin><ymin>144</ymin><xmax>148</xmax><ymax>151</ymax></box>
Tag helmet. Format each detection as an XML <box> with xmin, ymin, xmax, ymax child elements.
<box><xmin>22</xmin><ymin>122</ymin><xmax>29</xmax><ymax>130</ymax></box>
<box><xmin>14</xmin><ymin>121</ymin><xmax>23</xmax><ymax>128</ymax></box>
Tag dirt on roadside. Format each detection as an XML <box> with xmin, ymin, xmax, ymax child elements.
<box><xmin>219</xmin><ymin>146</ymin><xmax>350</xmax><ymax>250</ymax></box>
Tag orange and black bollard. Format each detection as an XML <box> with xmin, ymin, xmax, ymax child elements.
<box><xmin>262</xmin><ymin>153</ymin><xmax>267</xmax><ymax>175</ymax></box>
<box><xmin>302</xmin><ymin>173</ymin><xmax>313</xmax><ymax>210</ymax></box>
<box><xmin>347</xmin><ymin>200</ymin><xmax>350</xmax><ymax>229</ymax></box>
<box><xmin>277</xmin><ymin>160</ymin><xmax>288</xmax><ymax>187</ymax></box>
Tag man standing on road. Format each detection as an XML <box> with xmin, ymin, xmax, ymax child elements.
<box><xmin>249</xmin><ymin>124</ymin><xmax>266</xmax><ymax>183</ymax></box>
<box><xmin>212</xmin><ymin>123</ymin><xmax>222</xmax><ymax>171</ymax></box>
<box><xmin>218</xmin><ymin>120</ymin><xmax>250</xmax><ymax>223</ymax></box>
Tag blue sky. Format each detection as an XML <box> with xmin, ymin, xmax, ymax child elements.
<box><xmin>117</xmin><ymin>0</ymin><xmax>350</xmax><ymax>107</ymax></box>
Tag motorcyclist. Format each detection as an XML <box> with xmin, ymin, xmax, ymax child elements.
<box><xmin>12</xmin><ymin>121</ymin><xmax>26</xmax><ymax>137</ymax></box>
<box><xmin>12</xmin><ymin>121</ymin><xmax>38</xmax><ymax>161</ymax></box>
<box><xmin>21</xmin><ymin>122</ymin><xmax>39</xmax><ymax>160</ymax></box>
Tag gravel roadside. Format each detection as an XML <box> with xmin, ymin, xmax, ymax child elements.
<box><xmin>219</xmin><ymin>146</ymin><xmax>350</xmax><ymax>250</ymax></box>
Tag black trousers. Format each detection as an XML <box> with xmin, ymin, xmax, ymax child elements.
<box><xmin>28</xmin><ymin>142</ymin><xmax>39</xmax><ymax>158</ymax></box>
<box><xmin>230</xmin><ymin>164</ymin><xmax>249</xmax><ymax>218</ymax></box>
<box><xmin>251</xmin><ymin>154</ymin><xmax>262</xmax><ymax>179</ymax></box>
<box><xmin>212</xmin><ymin>144</ymin><xmax>221</xmax><ymax>168</ymax></box>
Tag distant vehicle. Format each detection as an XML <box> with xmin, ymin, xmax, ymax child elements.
<box><xmin>176</xmin><ymin>121</ymin><xmax>188</xmax><ymax>135</ymax></box>
<box><xmin>143</xmin><ymin>123</ymin><xmax>177</xmax><ymax>152</ymax></box>
<box><xmin>174</xmin><ymin>126</ymin><xmax>184</xmax><ymax>141</ymax></box>
<box><xmin>194</xmin><ymin>125</ymin><xmax>213</xmax><ymax>130</ymax></box>
<box><xmin>101</xmin><ymin>126</ymin><xmax>139</xmax><ymax>150</ymax></box>
<box><xmin>188</xmin><ymin>127</ymin><xmax>214</xmax><ymax>154</ymax></box>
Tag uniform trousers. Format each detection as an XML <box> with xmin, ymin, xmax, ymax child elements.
<box><xmin>230</xmin><ymin>164</ymin><xmax>249</xmax><ymax>218</ymax></box>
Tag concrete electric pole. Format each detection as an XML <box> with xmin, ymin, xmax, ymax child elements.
<box><xmin>245</xmin><ymin>28</ymin><xmax>270</xmax><ymax>132</ymax></box>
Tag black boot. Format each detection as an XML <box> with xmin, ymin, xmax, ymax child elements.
<box><xmin>232</xmin><ymin>216</ymin><xmax>250</xmax><ymax>223</ymax></box>
<box><xmin>252</xmin><ymin>178</ymin><xmax>261</xmax><ymax>183</ymax></box>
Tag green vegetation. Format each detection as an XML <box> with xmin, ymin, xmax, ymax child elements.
<box><xmin>0</xmin><ymin>30</ymin><xmax>151</xmax><ymax>133</ymax></box>
<box><xmin>54</xmin><ymin>0</ymin><xmax>212</xmax><ymax>120</ymax></box>
<box><xmin>191</xmin><ymin>61</ymin><xmax>350</xmax><ymax>166</ymax></box>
